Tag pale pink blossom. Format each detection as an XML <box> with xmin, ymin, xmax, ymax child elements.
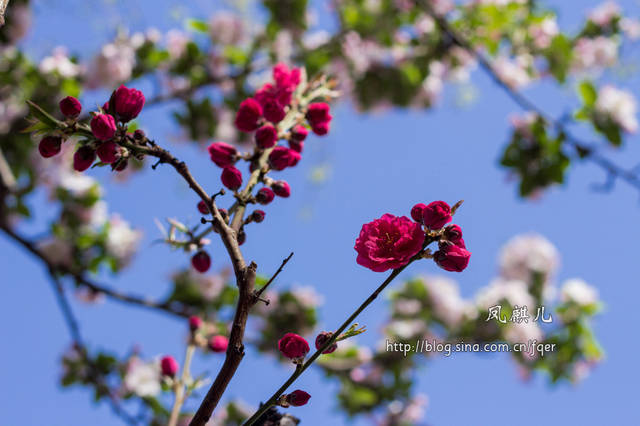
<box><xmin>595</xmin><ymin>85</ymin><xmax>638</xmax><ymax>133</ymax></box>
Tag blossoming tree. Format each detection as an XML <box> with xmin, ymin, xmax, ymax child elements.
<box><xmin>0</xmin><ymin>0</ymin><xmax>630</xmax><ymax>424</ymax></box>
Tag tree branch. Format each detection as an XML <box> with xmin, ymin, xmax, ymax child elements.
<box><xmin>420</xmin><ymin>0</ymin><xmax>640</xmax><ymax>192</ymax></box>
<box><xmin>252</xmin><ymin>252</ymin><xmax>294</xmax><ymax>303</ymax></box>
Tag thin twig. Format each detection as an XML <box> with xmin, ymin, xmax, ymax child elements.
<box><xmin>420</xmin><ymin>0</ymin><xmax>640</xmax><ymax>192</ymax></box>
<box><xmin>252</xmin><ymin>252</ymin><xmax>294</xmax><ymax>303</ymax></box>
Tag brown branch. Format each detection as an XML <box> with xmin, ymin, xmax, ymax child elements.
<box><xmin>252</xmin><ymin>252</ymin><xmax>294</xmax><ymax>303</ymax></box>
<box><xmin>419</xmin><ymin>0</ymin><xmax>640</xmax><ymax>193</ymax></box>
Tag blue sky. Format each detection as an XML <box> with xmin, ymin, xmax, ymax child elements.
<box><xmin>1</xmin><ymin>0</ymin><xmax>639</xmax><ymax>425</ymax></box>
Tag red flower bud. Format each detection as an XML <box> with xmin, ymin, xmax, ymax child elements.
<box><xmin>208</xmin><ymin>335</ymin><xmax>229</xmax><ymax>353</ymax></box>
<box><xmin>96</xmin><ymin>141</ymin><xmax>120</xmax><ymax>164</ymax></box>
<box><xmin>286</xmin><ymin>390</ymin><xmax>311</xmax><ymax>407</ymax></box>
<box><xmin>255</xmin><ymin>125</ymin><xmax>278</xmax><ymax>149</ymax></box>
<box><xmin>90</xmin><ymin>113</ymin><xmax>116</xmax><ymax>141</ymax></box>
<box><xmin>133</xmin><ymin>129</ymin><xmax>146</xmax><ymax>141</ymax></box>
<box><xmin>434</xmin><ymin>243</ymin><xmax>471</xmax><ymax>272</ymax></box>
<box><xmin>410</xmin><ymin>203</ymin><xmax>427</xmax><ymax>223</ymax></box>
<box><xmin>278</xmin><ymin>332</ymin><xmax>309</xmax><ymax>359</ymax></box>
<box><xmin>191</xmin><ymin>250</ymin><xmax>211</xmax><ymax>273</ymax></box>
<box><xmin>235</xmin><ymin>98</ymin><xmax>262</xmax><ymax>132</ymax></box>
<box><xmin>288</xmin><ymin>139</ymin><xmax>304</xmax><ymax>153</ymax></box>
<box><xmin>256</xmin><ymin>187</ymin><xmax>275</xmax><ymax>205</ymax></box>
<box><xmin>160</xmin><ymin>355</ymin><xmax>179</xmax><ymax>377</ymax></box>
<box><xmin>306</xmin><ymin>102</ymin><xmax>332</xmax><ymax>136</ymax></box>
<box><xmin>271</xmin><ymin>180</ymin><xmax>291</xmax><ymax>198</ymax></box>
<box><xmin>38</xmin><ymin>136</ymin><xmax>62</xmax><ymax>158</ymax></box>
<box><xmin>237</xmin><ymin>229</ymin><xmax>246</xmax><ymax>245</ymax></box>
<box><xmin>113</xmin><ymin>85</ymin><xmax>145</xmax><ymax>122</ymax></box>
<box><xmin>113</xmin><ymin>159</ymin><xmax>128</xmax><ymax>172</ymax></box>
<box><xmin>315</xmin><ymin>331</ymin><xmax>337</xmax><ymax>354</ymax></box>
<box><xmin>73</xmin><ymin>146</ymin><xmax>96</xmax><ymax>172</ymax></box>
<box><xmin>189</xmin><ymin>315</ymin><xmax>202</xmax><ymax>332</ymax></box>
<box><xmin>207</xmin><ymin>142</ymin><xmax>237</xmax><ymax>168</ymax></box>
<box><xmin>59</xmin><ymin>96</ymin><xmax>82</xmax><ymax>118</ymax></box>
<box><xmin>251</xmin><ymin>210</ymin><xmax>266</xmax><ymax>223</ymax></box>
<box><xmin>268</xmin><ymin>146</ymin><xmax>300</xmax><ymax>171</ymax></box>
<box><xmin>290</xmin><ymin>125</ymin><xmax>308</xmax><ymax>142</ymax></box>
<box><xmin>221</xmin><ymin>166</ymin><xmax>243</xmax><ymax>190</ymax></box>
<box><xmin>197</xmin><ymin>200</ymin><xmax>209</xmax><ymax>215</ymax></box>
<box><xmin>422</xmin><ymin>201</ymin><xmax>452</xmax><ymax>229</ymax></box>
<box><xmin>444</xmin><ymin>224</ymin><xmax>465</xmax><ymax>248</ymax></box>
<box><xmin>263</xmin><ymin>98</ymin><xmax>286</xmax><ymax>124</ymax></box>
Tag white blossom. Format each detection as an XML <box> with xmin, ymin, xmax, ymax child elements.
<box><xmin>106</xmin><ymin>215</ymin><xmax>141</xmax><ymax>267</ymax></box>
<box><xmin>494</xmin><ymin>55</ymin><xmax>532</xmax><ymax>89</ymax></box>
<box><xmin>423</xmin><ymin>275</ymin><xmax>475</xmax><ymax>328</ymax></box>
<box><xmin>560</xmin><ymin>279</ymin><xmax>599</xmax><ymax>306</ymax></box>
<box><xmin>573</xmin><ymin>36</ymin><xmax>618</xmax><ymax>70</ymax></box>
<box><xmin>588</xmin><ymin>1</ymin><xmax>621</xmax><ymax>27</ymax></box>
<box><xmin>123</xmin><ymin>357</ymin><xmax>161</xmax><ymax>397</ymax></box>
<box><xmin>86</xmin><ymin>38</ymin><xmax>136</xmax><ymax>88</ymax></box>
<box><xmin>621</xmin><ymin>18</ymin><xmax>640</xmax><ymax>40</ymax></box>
<box><xmin>476</xmin><ymin>278</ymin><xmax>535</xmax><ymax>310</ymax></box>
<box><xmin>166</xmin><ymin>30</ymin><xmax>189</xmax><ymax>60</ymax></box>
<box><xmin>595</xmin><ymin>85</ymin><xmax>638</xmax><ymax>133</ymax></box>
<box><xmin>209</xmin><ymin>12</ymin><xmax>246</xmax><ymax>46</ymax></box>
<box><xmin>499</xmin><ymin>233</ymin><xmax>559</xmax><ymax>284</ymax></box>
<box><xmin>39</xmin><ymin>47</ymin><xmax>80</xmax><ymax>78</ymax></box>
<box><xmin>530</xmin><ymin>17</ymin><xmax>559</xmax><ymax>49</ymax></box>
<box><xmin>291</xmin><ymin>285</ymin><xmax>324</xmax><ymax>308</ymax></box>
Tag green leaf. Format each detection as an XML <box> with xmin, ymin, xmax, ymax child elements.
<box><xmin>186</xmin><ymin>19</ymin><xmax>209</xmax><ymax>33</ymax></box>
<box><xmin>578</xmin><ymin>81</ymin><xmax>597</xmax><ymax>107</ymax></box>
<box><xmin>26</xmin><ymin>100</ymin><xmax>61</xmax><ymax>129</ymax></box>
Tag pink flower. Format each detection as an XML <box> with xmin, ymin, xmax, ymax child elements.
<box><xmin>96</xmin><ymin>141</ymin><xmax>120</xmax><ymax>164</ymax></box>
<box><xmin>315</xmin><ymin>331</ymin><xmax>337</xmax><ymax>354</ymax></box>
<box><xmin>59</xmin><ymin>96</ymin><xmax>81</xmax><ymax>118</ymax></box>
<box><xmin>288</xmin><ymin>139</ymin><xmax>304</xmax><ymax>153</ymax></box>
<box><xmin>256</xmin><ymin>187</ymin><xmax>275</xmax><ymax>204</ymax></box>
<box><xmin>291</xmin><ymin>125</ymin><xmax>308</xmax><ymax>142</ymax></box>
<box><xmin>306</xmin><ymin>102</ymin><xmax>332</xmax><ymax>136</ymax></box>
<box><xmin>422</xmin><ymin>201</ymin><xmax>452</xmax><ymax>229</ymax></box>
<box><xmin>272</xmin><ymin>180</ymin><xmax>291</xmax><ymax>198</ymax></box>
<box><xmin>286</xmin><ymin>390</ymin><xmax>311</xmax><ymax>407</ymax></box>
<box><xmin>197</xmin><ymin>200</ymin><xmax>208</xmax><ymax>215</ymax></box>
<box><xmin>272</xmin><ymin>63</ymin><xmax>301</xmax><ymax>105</ymax></box>
<box><xmin>444</xmin><ymin>224</ymin><xmax>465</xmax><ymax>248</ymax></box>
<box><xmin>73</xmin><ymin>146</ymin><xmax>96</xmax><ymax>172</ymax></box>
<box><xmin>278</xmin><ymin>333</ymin><xmax>310</xmax><ymax>359</ymax></box>
<box><xmin>38</xmin><ymin>136</ymin><xmax>62</xmax><ymax>158</ymax></box>
<box><xmin>209</xmin><ymin>335</ymin><xmax>229</xmax><ymax>353</ymax></box>
<box><xmin>90</xmin><ymin>113</ymin><xmax>116</xmax><ymax>141</ymax></box>
<box><xmin>434</xmin><ymin>243</ymin><xmax>471</xmax><ymax>272</ymax></box>
<box><xmin>251</xmin><ymin>210</ymin><xmax>266</xmax><ymax>223</ymax></box>
<box><xmin>189</xmin><ymin>316</ymin><xmax>202</xmax><ymax>332</ymax></box>
<box><xmin>263</xmin><ymin>98</ymin><xmax>286</xmax><ymax>123</ymax></box>
<box><xmin>234</xmin><ymin>98</ymin><xmax>262</xmax><ymax>132</ymax></box>
<box><xmin>221</xmin><ymin>166</ymin><xmax>242</xmax><ymax>190</ymax></box>
<box><xmin>354</xmin><ymin>214</ymin><xmax>425</xmax><ymax>272</ymax></box>
<box><xmin>410</xmin><ymin>203</ymin><xmax>427</xmax><ymax>223</ymax></box>
<box><xmin>255</xmin><ymin>124</ymin><xmax>278</xmax><ymax>149</ymax></box>
<box><xmin>207</xmin><ymin>142</ymin><xmax>237</xmax><ymax>168</ymax></box>
<box><xmin>160</xmin><ymin>356</ymin><xmax>179</xmax><ymax>377</ymax></box>
<box><xmin>191</xmin><ymin>251</ymin><xmax>211</xmax><ymax>273</ymax></box>
<box><xmin>268</xmin><ymin>146</ymin><xmax>300</xmax><ymax>171</ymax></box>
<box><xmin>113</xmin><ymin>85</ymin><xmax>145</xmax><ymax>122</ymax></box>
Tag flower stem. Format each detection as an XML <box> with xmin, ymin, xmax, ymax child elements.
<box><xmin>168</xmin><ymin>344</ymin><xmax>196</xmax><ymax>426</ymax></box>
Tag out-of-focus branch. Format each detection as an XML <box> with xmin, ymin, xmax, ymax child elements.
<box><xmin>0</xmin><ymin>222</ymin><xmax>191</xmax><ymax>318</ymax></box>
<box><xmin>0</xmin><ymin>0</ymin><xmax>9</xmax><ymax>27</ymax></box>
<box><xmin>419</xmin><ymin>0</ymin><xmax>640</xmax><ymax>193</ymax></box>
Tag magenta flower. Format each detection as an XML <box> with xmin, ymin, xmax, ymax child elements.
<box><xmin>306</xmin><ymin>102</ymin><xmax>332</xmax><ymax>136</ymax></box>
<box><xmin>234</xmin><ymin>98</ymin><xmax>263</xmax><ymax>132</ymax></box>
<box><xmin>268</xmin><ymin>146</ymin><xmax>300</xmax><ymax>171</ymax></box>
<box><xmin>255</xmin><ymin>124</ymin><xmax>278</xmax><ymax>149</ymax></box>
<box><xmin>278</xmin><ymin>333</ymin><xmax>310</xmax><ymax>359</ymax></box>
<box><xmin>113</xmin><ymin>85</ymin><xmax>145</xmax><ymax>122</ymax></box>
<box><xmin>160</xmin><ymin>356</ymin><xmax>179</xmax><ymax>377</ymax></box>
<box><xmin>38</xmin><ymin>136</ymin><xmax>62</xmax><ymax>158</ymax></box>
<box><xmin>355</xmin><ymin>214</ymin><xmax>425</xmax><ymax>272</ymax></box>
<box><xmin>207</xmin><ymin>141</ymin><xmax>237</xmax><ymax>168</ymax></box>
<box><xmin>59</xmin><ymin>96</ymin><xmax>82</xmax><ymax>118</ymax></box>
<box><xmin>90</xmin><ymin>113</ymin><xmax>116</xmax><ymax>141</ymax></box>
<box><xmin>422</xmin><ymin>201</ymin><xmax>452</xmax><ymax>229</ymax></box>
<box><xmin>188</xmin><ymin>315</ymin><xmax>202</xmax><ymax>332</ymax></box>
<box><xmin>444</xmin><ymin>224</ymin><xmax>465</xmax><ymax>248</ymax></box>
<box><xmin>191</xmin><ymin>251</ymin><xmax>211</xmax><ymax>273</ymax></box>
<box><xmin>73</xmin><ymin>146</ymin><xmax>96</xmax><ymax>172</ymax></box>
<box><xmin>96</xmin><ymin>141</ymin><xmax>120</xmax><ymax>164</ymax></box>
<box><xmin>315</xmin><ymin>331</ymin><xmax>338</xmax><ymax>354</ymax></box>
<box><xmin>208</xmin><ymin>335</ymin><xmax>229</xmax><ymax>353</ymax></box>
<box><xmin>271</xmin><ymin>180</ymin><xmax>290</xmax><ymax>198</ymax></box>
<box><xmin>434</xmin><ymin>243</ymin><xmax>471</xmax><ymax>272</ymax></box>
<box><xmin>221</xmin><ymin>166</ymin><xmax>243</xmax><ymax>190</ymax></box>
<box><xmin>256</xmin><ymin>187</ymin><xmax>275</xmax><ymax>205</ymax></box>
<box><xmin>286</xmin><ymin>390</ymin><xmax>311</xmax><ymax>407</ymax></box>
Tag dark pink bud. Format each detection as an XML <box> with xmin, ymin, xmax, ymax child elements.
<box><xmin>286</xmin><ymin>390</ymin><xmax>311</xmax><ymax>407</ymax></box>
<box><xmin>268</xmin><ymin>146</ymin><xmax>300</xmax><ymax>171</ymax></box>
<box><xmin>251</xmin><ymin>210</ymin><xmax>266</xmax><ymax>223</ymax></box>
<box><xmin>113</xmin><ymin>159</ymin><xmax>128</xmax><ymax>172</ymax></box>
<box><xmin>234</xmin><ymin>98</ymin><xmax>262</xmax><ymax>132</ymax></box>
<box><xmin>160</xmin><ymin>356</ymin><xmax>179</xmax><ymax>377</ymax></box>
<box><xmin>191</xmin><ymin>251</ymin><xmax>211</xmax><ymax>273</ymax></box>
<box><xmin>73</xmin><ymin>146</ymin><xmax>96</xmax><ymax>172</ymax></box>
<box><xmin>208</xmin><ymin>335</ymin><xmax>229</xmax><ymax>353</ymax></box>
<box><xmin>133</xmin><ymin>129</ymin><xmax>146</xmax><ymax>141</ymax></box>
<box><xmin>38</xmin><ymin>136</ymin><xmax>62</xmax><ymax>158</ymax></box>
<box><xmin>444</xmin><ymin>224</ymin><xmax>465</xmax><ymax>248</ymax></box>
<box><xmin>263</xmin><ymin>99</ymin><xmax>286</xmax><ymax>124</ymax></box>
<box><xmin>288</xmin><ymin>139</ymin><xmax>304</xmax><ymax>153</ymax></box>
<box><xmin>207</xmin><ymin>142</ymin><xmax>237</xmax><ymax>168</ymax></box>
<box><xmin>422</xmin><ymin>201</ymin><xmax>452</xmax><ymax>229</ymax></box>
<box><xmin>271</xmin><ymin>180</ymin><xmax>290</xmax><ymax>198</ymax></box>
<box><xmin>290</xmin><ymin>125</ymin><xmax>308</xmax><ymax>142</ymax></box>
<box><xmin>434</xmin><ymin>243</ymin><xmax>471</xmax><ymax>272</ymax></box>
<box><xmin>90</xmin><ymin>113</ymin><xmax>116</xmax><ymax>141</ymax></box>
<box><xmin>96</xmin><ymin>141</ymin><xmax>120</xmax><ymax>164</ymax></box>
<box><xmin>189</xmin><ymin>315</ymin><xmax>202</xmax><ymax>332</ymax></box>
<box><xmin>221</xmin><ymin>166</ymin><xmax>242</xmax><ymax>190</ymax></box>
<box><xmin>315</xmin><ymin>331</ymin><xmax>337</xmax><ymax>354</ymax></box>
<box><xmin>410</xmin><ymin>203</ymin><xmax>427</xmax><ymax>223</ymax></box>
<box><xmin>306</xmin><ymin>102</ymin><xmax>332</xmax><ymax>136</ymax></box>
<box><xmin>237</xmin><ymin>229</ymin><xmax>246</xmax><ymax>245</ymax></box>
<box><xmin>113</xmin><ymin>85</ymin><xmax>145</xmax><ymax>122</ymax></box>
<box><xmin>278</xmin><ymin>333</ymin><xmax>309</xmax><ymax>359</ymax></box>
<box><xmin>256</xmin><ymin>187</ymin><xmax>275</xmax><ymax>205</ymax></box>
<box><xmin>59</xmin><ymin>96</ymin><xmax>82</xmax><ymax>118</ymax></box>
<box><xmin>255</xmin><ymin>125</ymin><xmax>278</xmax><ymax>149</ymax></box>
<box><xmin>197</xmin><ymin>200</ymin><xmax>209</xmax><ymax>215</ymax></box>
